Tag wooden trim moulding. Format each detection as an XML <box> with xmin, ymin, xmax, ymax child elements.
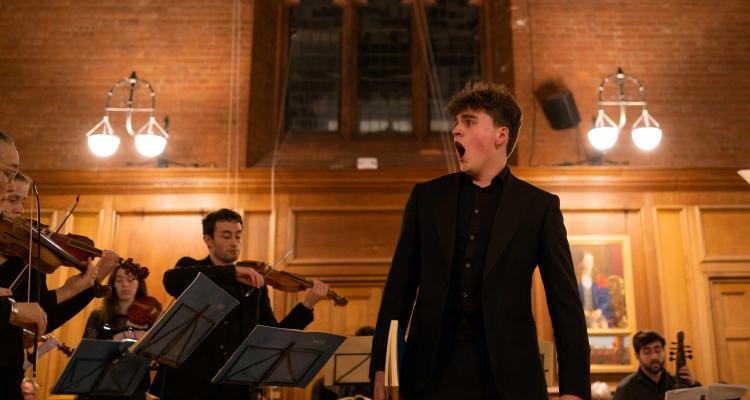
<box><xmin>26</xmin><ymin>167</ymin><xmax>750</xmax><ymax>195</ymax></box>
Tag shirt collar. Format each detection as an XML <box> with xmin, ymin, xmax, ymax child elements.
<box><xmin>460</xmin><ymin>165</ymin><xmax>510</xmax><ymax>190</ymax></box>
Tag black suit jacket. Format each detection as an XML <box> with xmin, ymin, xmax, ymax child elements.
<box><xmin>371</xmin><ymin>172</ymin><xmax>591</xmax><ymax>399</ymax></box>
<box><xmin>150</xmin><ymin>256</ymin><xmax>314</xmax><ymax>400</ymax></box>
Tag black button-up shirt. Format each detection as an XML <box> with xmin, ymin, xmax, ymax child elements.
<box><xmin>614</xmin><ymin>368</ymin><xmax>701</xmax><ymax>400</ymax></box>
<box><xmin>443</xmin><ymin>166</ymin><xmax>509</xmax><ymax>341</ymax></box>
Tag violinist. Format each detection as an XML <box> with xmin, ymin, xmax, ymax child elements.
<box><xmin>150</xmin><ymin>208</ymin><xmax>331</xmax><ymax>400</ymax></box>
<box><xmin>0</xmin><ymin>131</ymin><xmax>119</xmax><ymax>400</ymax></box>
<box><xmin>80</xmin><ymin>264</ymin><xmax>157</xmax><ymax>400</ymax></box>
<box><xmin>0</xmin><ymin>131</ymin><xmax>46</xmax><ymax>400</ymax></box>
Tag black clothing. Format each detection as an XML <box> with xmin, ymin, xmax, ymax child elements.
<box><xmin>443</xmin><ymin>169</ymin><xmax>506</xmax><ymax>342</ymax></box>
<box><xmin>150</xmin><ymin>256</ymin><xmax>315</xmax><ymax>400</ymax></box>
<box><xmin>371</xmin><ymin>171</ymin><xmax>591</xmax><ymax>400</ymax></box>
<box><xmin>0</xmin><ymin>297</ymin><xmax>8</xmax><ymax>328</ymax></box>
<box><xmin>614</xmin><ymin>368</ymin><xmax>701</xmax><ymax>400</ymax></box>
<box><xmin>0</xmin><ymin>256</ymin><xmax>95</xmax><ymax>400</ymax></box>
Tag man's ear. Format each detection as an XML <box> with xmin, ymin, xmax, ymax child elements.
<box><xmin>202</xmin><ymin>234</ymin><xmax>212</xmax><ymax>248</ymax></box>
<box><xmin>495</xmin><ymin>126</ymin><xmax>509</xmax><ymax>147</ymax></box>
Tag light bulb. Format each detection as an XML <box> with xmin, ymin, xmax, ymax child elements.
<box><xmin>632</xmin><ymin>126</ymin><xmax>662</xmax><ymax>151</ymax></box>
<box><xmin>587</xmin><ymin>126</ymin><xmax>619</xmax><ymax>151</ymax></box>
<box><xmin>87</xmin><ymin>134</ymin><xmax>120</xmax><ymax>157</ymax></box>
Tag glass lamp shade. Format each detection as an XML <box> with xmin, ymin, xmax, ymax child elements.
<box><xmin>135</xmin><ymin>134</ymin><xmax>167</xmax><ymax>157</ymax></box>
<box><xmin>587</xmin><ymin>126</ymin><xmax>619</xmax><ymax>151</ymax></box>
<box><xmin>87</xmin><ymin>133</ymin><xmax>121</xmax><ymax>157</ymax></box>
<box><xmin>134</xmin><ymin>116</ymin><xmax>169</xmax><ymax>157</ymax></box>
<box><xmin>631</xmin><ymin>126</ymin><xmax>663</xmax><ymax>151</ymax></box>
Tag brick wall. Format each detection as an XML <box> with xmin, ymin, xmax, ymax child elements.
<box><xmin>0</xmin><ymin>0</ymin><xmax>748</xmax><ymax>170</ymax></box>
<box><xmin>0</xmin><ymin>0</ymin><xmax>252</xmax><ymax>170</ymax></box>
<box><xmin>510</xmin><ymin>0</ymin><xmax>750</xmax><ymax>167</ymax></box>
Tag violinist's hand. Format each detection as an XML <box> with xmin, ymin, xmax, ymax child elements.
<box><xmin>373</xmin><ymin>370</ymin><xmax>385</xmax><ymax>400</ymax></box>
<box><xmin>235</xmin><ymin>266</ymin><xmax>264</xmax><ymax>288</ymax></box>
<box><xmin>302</xmin><ymin>279</ymin><xmax>329</xmax><ymax>309</ymax></box>
<box><xmin>57</xmin><ymin>258</ymin><xmax>101</xmax><ymax>302</ymax></box>
<box><xmin>678</xmin><ymin>365</ymin><xmax>696</xmax><ymax>386</ymax></box>
<box><xmin>0</xmin><ymin>287</ymin><xmax>12</xmax><ymax>296</ymax></box>
<box><xmin>11</xmin><ymin>302</ymin><xmax>47</xmax><ymax>334</ymax></box>
<box><xmin>95</xmin><ymin>250</ymin><xmax>119</xmax><ymax>281</ymax></box>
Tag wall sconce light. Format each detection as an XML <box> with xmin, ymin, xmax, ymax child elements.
<box><xmin>85</xmin><ymin>71</ymin><xmax>169</xmax><ymax>157</ymax></box>
<box><xmin>588</xmin><ymin>67</ymin><xmax>663</xmax><ymax>152</ymax></box>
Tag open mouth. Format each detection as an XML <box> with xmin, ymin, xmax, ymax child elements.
<box><xmin>455</xmin><ymin>142</ymin><xmax>466</xmax><ymax>159</ymax></box>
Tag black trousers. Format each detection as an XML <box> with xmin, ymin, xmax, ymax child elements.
<box><xmin>411</xmin><ymin>335</ymin><xmax>500</xmax><ymax>400</ymax></box>
<box><xmin>0</xmin><ymin>366</ymin><xmax>23</xmax><ymax>400</ymax></box>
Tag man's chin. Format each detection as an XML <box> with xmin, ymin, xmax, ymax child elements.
<box><xmin>648</xmin><ymin>364</ymin><xmax>663</xmax><ymax>374</ymax></box>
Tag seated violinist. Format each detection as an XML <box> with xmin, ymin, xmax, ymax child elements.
<box><xmin>0</xmin><ymin>168</ymin><xmax>119</xmax><ymax>400</ymax></box>
<box><xmin>149</xmin><ymin>208</ymin><xmax>331</xmax><ymax>400</ymax></box>
<box><xmin>80</xmin><ymin>264</ymin><xmax>160</xmax><ymax>400</ymax></box>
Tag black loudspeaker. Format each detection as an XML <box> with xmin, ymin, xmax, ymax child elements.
<box><xmin>541</xmin><ymin>90</ymin><xmax>581</xmax><ymax>130</ymax></box>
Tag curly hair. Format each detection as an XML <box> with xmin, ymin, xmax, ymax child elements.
<box><xmin>446</xmin><ymin>81</ymin><xmax>522</xmax><ymax>156</ymax></box>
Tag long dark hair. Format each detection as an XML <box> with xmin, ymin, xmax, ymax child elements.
<box><xmin>99</xmin><ymin>265</ymin><xmax>148</xmax><ymax>323</ymax></box>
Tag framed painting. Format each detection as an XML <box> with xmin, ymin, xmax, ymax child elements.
<box><xmin>569</xmin><ymin>235</ymin><xmax>637</xmax><ymax>373</ymax></box>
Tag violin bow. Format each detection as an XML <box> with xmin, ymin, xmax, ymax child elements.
<box><xmin>55</xmin><ymin>194</ymin><xmax>80</xmax><ymax>234</ymax></box>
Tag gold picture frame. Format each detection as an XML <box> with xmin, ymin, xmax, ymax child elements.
<box><xmin>569</xmin><ymin>235</ymin><xmax>637</xmax><ymax>373</ymax></box>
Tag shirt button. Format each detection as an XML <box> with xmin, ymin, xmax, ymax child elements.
<box><xmin>465</xmin><ymin>263</ymin><xmax>471</xmax><ymax>269</ymax></box>
<box><xmin>462</xmin><ymin>291</ymin><xmax>469</xmax><ymax>298</ymax></box>
<box><xmin>474</xmin><ymin>209</ymin><xmax>479</xmax><ymax>214</ymax></box>
<box><xmin>224</xmin><ymin>321</ymin><xmax>229</xmax><ymax>326</ymax></box>
<box><xmin>219</xmin><ymin>344</ymin><xmax>225</xmax><ymax>350</ymax></box>
<box><xmin>470</xmin><ymin>235</ymin><xmax>475</xmax><ymax>240</ymax></box>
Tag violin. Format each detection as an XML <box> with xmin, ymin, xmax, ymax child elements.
<box><xmin>0</xmin><ymin>213</ymin><xmax>149</xmax><ymax>297</ymax></box>
<box><xmin>127</xmin><ymin>296</ymin><xmax>163</xmax><ymax>326</ymax></box>
<box><xmin>236</xmin><ymin>260</ymin><xmax>348</xmax><ymax>306</ymax></box>
<box><xmin>23</xmin><ymin>329</ymin><xmax>75</xmax><ymax>357</ymax></box>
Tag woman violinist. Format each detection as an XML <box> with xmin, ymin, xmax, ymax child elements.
<box><xmin>83</xmin><ymin>264</ymin><xmax>161</xmax><ymax>341</ymax></box>
<box><xmin>0</xmin><ymin>171</ymin><xmax>119</xmax><ymax>400</ymax></box>
<box><xmin>81</xmin><ymin>264</ymin><xmax>161</xmax><ymax>400</ymax></box>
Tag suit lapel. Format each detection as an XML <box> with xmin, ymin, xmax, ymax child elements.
<box><xmin>483</xmin><ymin>173</ymin><xmax>537</xmax><ymax>279</ymax></box>
<box><xmin>434</xmin><ymin>174</ymin><xmax>460</xmax><ymax>266</ymax></box>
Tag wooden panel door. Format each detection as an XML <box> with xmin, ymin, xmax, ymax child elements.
<box><xmin>710</xmin><ymin>279</ymin><xmax>750</xmax><ymax>388</ymax></box>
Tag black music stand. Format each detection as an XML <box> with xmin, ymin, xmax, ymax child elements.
<box><xmin>51</xmin><ymin>339</ymin><xmax>148</xmax><ymax>397</ymax></box>
<box><xmin>131</xmin><ymin>273</ymin><xmax>239</xmax><ymax>367</ymax></box>
<box><xmin>324</xmin><ymin>336</ymin><xmax>372</xmax><ymax>386</ymax></box>
<box><xmin>212</xmin><ymin>325</ymin><xmax>346</xmax><ymax>389</ymax></box>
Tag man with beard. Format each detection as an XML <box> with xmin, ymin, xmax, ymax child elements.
<box><xmin>614</xmin><ymin>330</ymin><xmax>699</xmax><ymax>400</ymax></box>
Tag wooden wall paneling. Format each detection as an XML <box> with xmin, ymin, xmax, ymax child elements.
<box><xmin>243</xmin><ymin>211</ymin><xmax>272</xmax><ymax>263</ymax></box>
<box><xmin>111</xmin><ymin>211</ymin><xmax>208</xmax><ymax>310</ymax></box>
<box><xmin>289</xmin><ymin>208</ymin><xmax>402</xmax><ymax>263</ymax></box>
<box><xmin>698</xmin><ymin>206</ymin><xmax>750</xmax><ymax>262</ymax></box>
<box><xmin>654</xmin><ymin>208</ymin><xmax>697</xmax><ymax>359</ymax></box>
<box><xmin>685</xmin><ymin>206</ymin><xmax>720</xmax><ymax>383</ymax></box>
<box><xmin>709</xmin><ymin>279</ymin><xmax>750</xmax><ymax>389</ymax></box>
